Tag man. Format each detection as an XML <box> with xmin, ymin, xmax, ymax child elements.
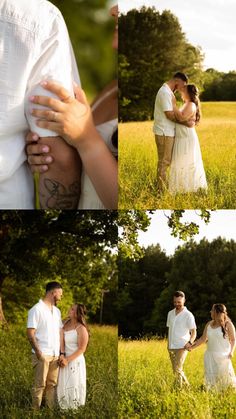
<box><xmin>27</xmin><ymin>281</ymin><xmax>63</xmax><ymax>410</ymax></box>
<box><xmin>0</xmin><ymin>0</ymin><xmax>81</xmax><ymax>208</ymax></box>
<box><xmin>166</xmin><ymin>290</ymin><xmax>196</xmax><ymax>387</ymax></box>
<box><xmin>153</xmin><ymin>72</ymin><xmax>189</xmax><ymax>192</ymax></box>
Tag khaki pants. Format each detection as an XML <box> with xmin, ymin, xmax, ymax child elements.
<box><xmin>168</xmin><ymin>349</ymin><xmax>189</xmax><ymax>387</ymax></box>
<box><xmin>155</xmin><ymin>135</ymin><xmax>175</xmax><ymax>191</ymax></box>
<box><xmin>32</xmin><ymin>354</ymin><xmax>59</xmax><ymax>410</ymax></box>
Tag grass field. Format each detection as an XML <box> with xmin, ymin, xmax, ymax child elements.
<box><xmin>119</xmin><ymin>102</ymin><xmax>236</xmax><ymax>209</ymax></box>
<box><xmin>0</xmin><ymin>324</ymin><xmax>117</xmax><ymax>419</ymax></box>
<box><xmin>119</xmin><ymin>338</ymin><xmax>236</xmax><ymax>419</ymax></box>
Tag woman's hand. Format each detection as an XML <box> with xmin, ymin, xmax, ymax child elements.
<box><xmin>228</xmin><ymin>352</ymin><xmax>234</xmax><ymax>359</ymax></box>
<box><xmin>29</xmin><ymin>80</ymin><xmax>96</xmax><ymax>147</ymax></box>
<box><xmin>26</xmin><ymin>132</ymin><xmax>53</xmax><ymax>173</ymax></box>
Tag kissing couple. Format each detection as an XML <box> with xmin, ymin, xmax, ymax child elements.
<box><xmin>153</xmin><ymin>72</ymin><xmax>207</xmax><ymax>194</ymax></box>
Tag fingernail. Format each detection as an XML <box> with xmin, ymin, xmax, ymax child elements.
<box><xmin>42</xmin><ymin>146</ymin><xmax>49</xmax><ymax>152</ymax></box>
<box><xmin>32</xmin><ymin>134</ymin><xmax>39</xmax><ymax>141</ymax></box>
<box><xmin>45</xmin><ymin>156</ymin><xmax>52</xmax><ymax>163</ymax></box>
<box><xmin>41</xmin><ymin>81</ymin><xmax>48</xmax><ymax>87</ymax></box>
<box><xmin>42</xmin><ymin>165</ymin><xmax>48</xmax><ymax>171</ymax></box>
<box><xmin>29</xmin><ymin>96</ymin><xmax>35</xmax><ymax>101</ymax></box>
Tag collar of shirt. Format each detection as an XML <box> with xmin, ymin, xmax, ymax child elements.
<box><xmin>174</xmin><ymin>306</ymin><xmax>187</xmax><ymax>316</ymax></box>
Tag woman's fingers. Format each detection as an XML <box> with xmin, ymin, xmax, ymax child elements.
<box><xmin>26</xmin><ymin>143</ymin><xmax>50</xmax><ymax>155</ymax></box>
<box><xmin>26</xmin><ymin>132</ymin><xmax>39</xmax><ymax>144</ymax></box>
<box><xmin>73</xmin><ymin>83</ymin><xmax>88</xmax><ymax>105</ymax></box>
<box><xmin>29</xmin><ymin>164</ymin><xmax>49</xmax><ymax>173</ymax></box>
<box><xmin>41</xmin><ymin>80</ymin><xmax>73</xmax><ymax>103</ymax></box>
<box><xmin>29</xmin><ymin>95</ymin><xmax>65</xmax><ymax>112</ymax></box>
<box><xmin>36</xmin><ymin>120</ymin><xmax>61</xmax><ymax>133</ymax></box>
<box><xmin>30</xmin><ymin>108</ymin><xmax>63</xmax><ymax>122</ymax></box>
<box><xmin>28</xmin><ymin>154</ymin><xmax>53</xmax><ymax>166</ymax></box>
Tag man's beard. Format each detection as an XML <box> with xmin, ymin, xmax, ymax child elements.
<box><xmin>53</xmin><ymin>296</ymin><xmax>58</xmax><ymax>306</ymax></box>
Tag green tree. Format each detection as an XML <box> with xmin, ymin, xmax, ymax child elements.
<box><xmin>0</xmin><ymin>211</ymin><xmax>118</xmax><ymax>324</ymax></box>
<box><xmin>119</xmin><ymin>7</ymin><xmax>204</xmax><ymax>121</ymax></box>
<box><xmin>50</xmin><ymin>0</ymin><xmax>116</xmax><ymax>97</ymax></box>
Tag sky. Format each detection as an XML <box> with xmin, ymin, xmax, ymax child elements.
<box><xmin>138</xmin><ymin>210</ymin><xmax>236</xmax><ymax>255</ymax></box>
<box><xmin>119</xmin><ymin>0</ymin><xmax>236</xmax><ymax>72</ymax></box>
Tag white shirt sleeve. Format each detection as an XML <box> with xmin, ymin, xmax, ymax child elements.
<box><xmin>160</xmin><ymin>91</ymin><xmax>173</xmax><ymax>112</ymax></box>
<box><xmin>166</xmin><ymin>312</ymin><xmax>170</xmax><ymax>327</ymax></box>
<box><xmin>27</xmin><ymin>307</ymin><xmax>40</xmax><ymax>329</ymax></box>
<box><xmin>25</xmin><ymin>12</ymin><xmax>80</xmax><ymax>137</ymax></box>
<box><xmin>59</xmin><ymin>310</ymin><xmax>63</xmax><ymax>329</ymax></box>
<box><xmin>187</xmin><ymin>313</ymin><xmax>196</xmax><ymax>330</ymax></box>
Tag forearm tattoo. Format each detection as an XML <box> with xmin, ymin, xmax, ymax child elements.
<box><xmin>28</xmin><ymin>336</ymin><xmax>40</xmax><ymax>353</ymax></box>
<box><xmin>40</xmin><ymin>179</ymin><xmax>81</xmax><ymax>209</ymax></box>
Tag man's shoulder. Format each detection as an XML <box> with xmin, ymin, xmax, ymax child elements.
<box><xmin>28</xmin><ymin>301</ymin><xmax>41</xmax><ymax>314</ymax></box>
<box><xmin>167</xmin><ymin>308</ymin><xmax>175</xmax><ymax>316</ymax></box>
<box><xmin>0</xmin><ymin>0</ymin><xmax>63</xmax><ymax>30</ymax></box>
<box><xmin>185</xmin><ymin>308</ymin><xmax>195</xmax><ymax>318</ymax></box>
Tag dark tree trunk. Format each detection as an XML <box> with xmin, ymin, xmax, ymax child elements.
<box><xmin>0</xmin><ymin>295</ymin><xmax>7</xmax><ymax>327</ymax></box>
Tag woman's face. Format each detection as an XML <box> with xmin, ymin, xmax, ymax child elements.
<box><xmin>181</xmin><ymin>86</ymin><xmax>188</xmax><ymax>102</ymax></box>
<box><xmin>110</xmin><ymin>5</ymin><xmax>118</xmax><ymax>50</ymax></box>
<box><xmin>68</xmin><ymin>304</ymin><xmax>77</xmax><ymax>319</ymax></box>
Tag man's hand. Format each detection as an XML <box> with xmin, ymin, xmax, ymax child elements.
<box><xmin>35</xmin><ymin>349</ymin><xmax>44</xmax><ymax>360</ymax></box>
<box><xmin>184</xmin><ymin>342</ymin><xmax>192</xmax><ymax>351</ymax></box>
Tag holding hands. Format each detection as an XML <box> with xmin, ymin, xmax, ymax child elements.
<box><xmin>29</xmin><ymin>80</ymin><xmax>97</xmax><ymax>147</ymax></box>
<box><xmin>58</xmin><ymin>355</ymin><xmax>68</xmax><ymax>368</ymax></box>
<box><xmin>184</xmin><ymin>342</ymin><xmax>193</xmax><ymax>351</ymax></box>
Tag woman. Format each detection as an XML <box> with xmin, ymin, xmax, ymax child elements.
<box><xmin>169</xmin><ymin>84</ymin><xmax>207</xmax><ymax>194</ymax></box>
<box><xmin>26</xmin><ymin>5</ymin><xmax>118</xmax><ymax>209</ymax></box>
<box><xmin>57</xmin><ymin>303</ymin><xmax>89</xmax><ymax>409</ymax></box>
<box><xmin>186</xmin><ymin>304</ymin><xmax>236</xmax><ymax>389</ymax></box>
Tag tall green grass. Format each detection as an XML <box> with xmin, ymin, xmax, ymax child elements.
<box><xmin>119</xmin><ymin>102</ymin><xmax>236</xmax><ymax>209</ymax></box>
<box><xmin>119</xmin><ymin>339</ymin><xmax>236</xmax><ymax>418</ymax></box>
<box><xmin>0</xmin><ymin>324</ymin><xmax>117</xmax><ymax>419</ymax></box>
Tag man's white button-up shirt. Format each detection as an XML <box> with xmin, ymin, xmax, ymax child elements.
<box><xmin>27</xmin><ymin>299</ymin><xmax>63</xmax><ymax>356</ymax></box>
<box><xmin>167</xmin><ymin>306</ymin><xmax>196</xmax><ymax>349</ymax></box>
<box><xmin>0</xmin><ymin>0</ymin><xmax>80</xmax><ymax>208</ymax></box>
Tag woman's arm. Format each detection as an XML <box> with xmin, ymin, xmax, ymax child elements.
<box><xmin>172</xmin><ymin>100</ymin><xmax>195</xmax><ymax>123</ymax></box>
<box><xmin>28</xmin><ymin>81</ymin><xmax>118</xmax><ymax>209</ymax></box>
<box><xmin>187</xmin><ymin>322</ymin><xmax>209</xmax><ymax>351</ymax></box>
<box><xmin>227</xmin><ymin>322</ymin><xmax>236</xmax><ymax>358</ymax></box>
<box><xmin>63</xmin><ymin>326</ymin><xmax>89</xmax><ymax>364</ymax></box>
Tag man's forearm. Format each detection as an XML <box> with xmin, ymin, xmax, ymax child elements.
<box><xmin>27</xmin><ymin>334</ymin><xmax>41</xmax><ymax>354</ymax></box>
<box><xmin>38</xmin><ymin>136</ymin><xmax>81</xmax><ymax>209</ymax></box>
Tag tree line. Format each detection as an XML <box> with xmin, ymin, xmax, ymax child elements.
<box><xmin>119</xmin><ymin>238</ymin><xmax>236</xmax><ymax>338</ymax></box>
<box><xmin>50</xmin><ymin>0</ymin><xmax>116</xmax><ymax>97</ymax></box>
<box><xmin>119</xmin><ymin>7</ymin><xmax>236</xmax><ymax>121</ymax></box>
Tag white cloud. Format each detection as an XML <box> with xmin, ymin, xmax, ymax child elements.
<box><xmin>119</xmin><ymin>0</ymin><xmax>236</xmax><ymax>72</ymax></box>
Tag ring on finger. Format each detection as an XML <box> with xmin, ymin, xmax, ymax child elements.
<box><xmin>52</xmin><ymin>111</ymin><xmax>59</xmax><ymax>122</ymax></box>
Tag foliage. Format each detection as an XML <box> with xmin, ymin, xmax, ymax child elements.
<box><xmin>119</xmin><ymin>7</ymin><xmax>204</xmax><ymax>121</ymax></box>
<box><xmin>50</xmin><ymin>0</ymin><xmax>116</xmax><ymax>97</ymax></box>
<box><xmin>0</xmin><ymin>210</ymin><xmax>119</xmax><ymax>323</ymax></box>
<box><xmin>119</xmin><ymin>102</ymin><xmax>236</xmax><ymax>209</ymax></box>
<box><xmin>119</xmin><ymin>338</ymin><xmax>236</xmax><ymax>418</ymax></box>
<box><xmin>119</xmin><ymin>238</ymin><xmax>236</xmax><ymax>338</ymax></box>
<box><xmin>0</xmin><ymin>324</ymin><xmax>117</xmax><ymax>418</ymax></box>
<box><xmin>202</xmin><ymin>70</ymin><xmax>236</xmax><ymax>101</ymax></box>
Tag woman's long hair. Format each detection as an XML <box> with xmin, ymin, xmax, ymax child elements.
<box><xmin>75</xmin><ymin>303</ymin><xmax>88</xmax><ymax>330</ymax></box>
<box><xmin>187</xmin><ymin>84</ymin><xmax>201</xmax><ymax>124</ymax></box>
<box><xmin>213</xmin><ymin>303</ymin><xmax>229</xmax><ymax>338</ymax></box>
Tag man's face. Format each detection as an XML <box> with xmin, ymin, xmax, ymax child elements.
<box><xmin>175</xmin><ymin>79</ymin><xmax>187</xmax><ymax>92</ymax></box>
<box><xmin>173</xmin><ymin>296</ymin><xmax>185</xmax><ymax>310</ymax></box>
<box><xmin>52</xmin><ymin>288</ymin><xmax>63</xmax><ymax>305</ymax></box>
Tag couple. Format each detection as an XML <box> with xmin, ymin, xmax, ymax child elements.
<box><xmin>167</xmin><ymin>291</ymin><xmax>236</xmax><ymax>389</ymax></box>
<box><xmin>153</xmin><ymin>72</ymin><xmax>207</xmax><ymax>194</ymax></box>
<box><xmin>27</xmin><ymin>282</ymin><xmax>89</xmax><ymax>410</ymax></box>
<box><xmin>0</xmin><ymin>0</ymin><xmax>117</xmax><ymax>209</ymax></box>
